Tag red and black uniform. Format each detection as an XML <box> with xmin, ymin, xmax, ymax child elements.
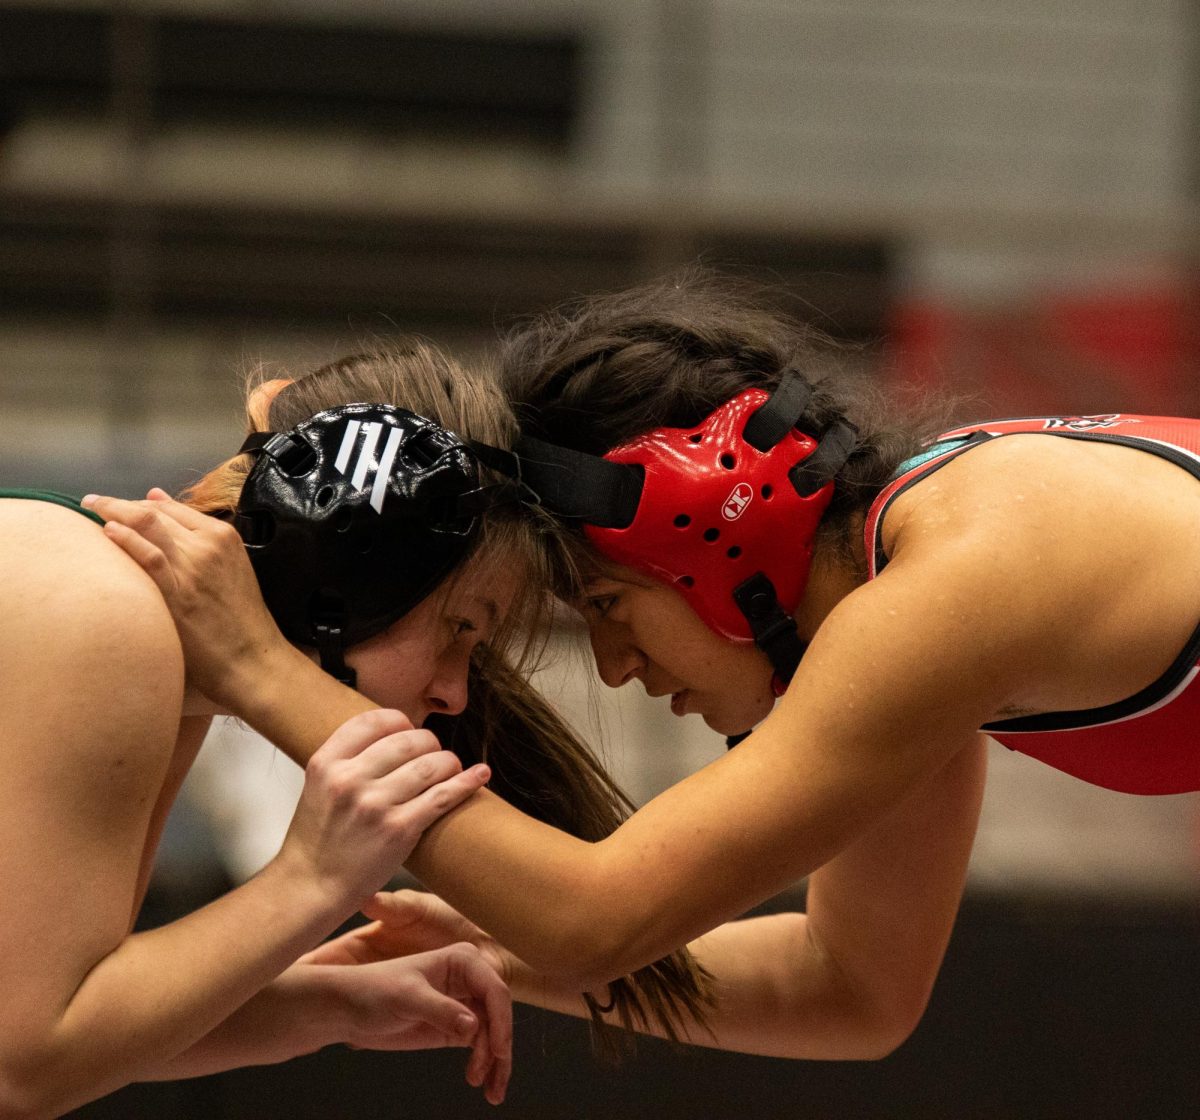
<box><xmin>864</xmin><ymin>415</ymin><xmax>1200</xmax><ymax>795</ymax></box>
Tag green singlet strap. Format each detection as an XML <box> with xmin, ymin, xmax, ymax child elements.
<box><xmin>0</xmin><ymin>488</ymin><xmax>104</xmax><ymax>526</ymax></box>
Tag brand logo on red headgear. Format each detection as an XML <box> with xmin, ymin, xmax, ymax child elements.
<box><xmin>722</xmin><ymin>483</ymin><xmax>753</xmax><ymax>521</ymax></box>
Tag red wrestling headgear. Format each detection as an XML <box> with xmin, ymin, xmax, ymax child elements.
<box><xmin>583</xmin><ymin>387</ymin><xmax>837</xmax><ymax>643</ymax></box>
<box><xmin>503</xmin><ymin>370</ymin><xmax>857</xmax><ymax>691</ymax></box>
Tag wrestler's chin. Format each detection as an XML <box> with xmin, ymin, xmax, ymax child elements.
<box><xmin>702</xmin><ymin>696</ymin><xmax>774</xmax><ymax>738</ymax></box>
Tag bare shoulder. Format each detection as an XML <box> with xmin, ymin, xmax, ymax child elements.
<box><xmin>874</xmin><ymin>431</ymin><xmax>1200</xmax><ymax>709</ymax></box>
<box><xmin>0</xmin><ymin>499</ymin><xmax>184</xmax><ymax>712</ymax></box>
<box><xmin>0</xmin><ymin>502</ymin><xmax>187</xmax><ymax>1037</ymax></box>
<box><xmin>883</xmin><ymin>431</ymin><xmax>1200</xmax><ymax>562</ymax></box>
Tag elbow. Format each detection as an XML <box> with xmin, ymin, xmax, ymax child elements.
<box><xmin>0</xmin><ymin>1065</ymin><xmax>54</xmax><ymax>1120</ymax></box>
<box><xmin>0</xmin><ymin>1046</ymin><xmax>98</xmax><ymax>1120</ymax></box>
<box><xmin>842</xmin><ymin>989</ymin><xmax>930</xmax><ymax>1062</ymax></box>
<box><xmin>516</xmin><ymin>901</ymin><xmax>648</xmax><ymax>991</ymax></box>
<box><xmin>851</xmin><ymin>1012</ymin><xmax>921</xmax><ymax>1061</ymax></box>
<box><xmin>525</xmin><ymin>923</ymin><xmax>629</xmax><ymax>992</ymax></box>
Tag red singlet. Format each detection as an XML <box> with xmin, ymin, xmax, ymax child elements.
<box><xmin>864</xmin><ymin>414</ymin><xmax>1200</xmax><ymax>795</ymax></box>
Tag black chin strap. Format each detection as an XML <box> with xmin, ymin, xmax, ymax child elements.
<box><xmin>725</xmin><ymin>572</ymin><xmax>806</xmax><ymax>748</ymax></box>
<box><xmin>312</xmin><ymin>609</ymin><xmax>357</xmax><ymax>690</ymax></box>
<box><xmin>313</xmin><ymin>622</ymin><xmax>355</xmax><ymax>689</ymax></box>
<box><xmin>732</xmin><ymin>572</ymin><xmax>807</xmax><ymax>684</ymax></box>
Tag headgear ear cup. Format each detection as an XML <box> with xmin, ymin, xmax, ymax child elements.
<box><xmin>583</xmin><ymin>388</ymin><xmax>835</xmax><ymax>642</ymax></box>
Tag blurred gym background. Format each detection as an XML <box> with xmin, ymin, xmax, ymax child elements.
<box><xmin>1</xmin><ymin>1</ymin><xmax>1197</xmax><ymax>1116</ymax></box>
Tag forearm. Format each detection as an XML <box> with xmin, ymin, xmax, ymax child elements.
<box><xmin>405</xmin><ymin>754</ymin><xmax>822</xmax><ymax>986</ymax></box>
<box><xmin>12</xmin><ymin>859</ymin><xmax>347</xmax><ymax>1117</ymax></box>
<box><xmin>508</xmin><ymin>912</ymin><xmax>893</xmax><ymax>1060</ymax></box>
<box><xmin>139</xmin><ymin>966</ymin><xmax>334</xmax><ymax>1081</ymax></box>
<box><xmin>687</xmin><ymin>913</ymin><xmax>897</xmax><ymax>1059</ymax></box>
<box><xmin>223</xmin><ymin>642</ymin><xmax>375</xmax><ymax>764</ymax></box>
<box><xmin>406</xmin><ymin>792</ymin><xmax>617</xmax><ymax>984</ymax></box>
<box><xmin>501</xmin><ymin>743</ymin><xmax>986</xmax><ymax>1060</ymax></box>
<box><xmin>227</xmin><ymin>658</ymin><xmax>626</xmax><ymax>983</ymax></box>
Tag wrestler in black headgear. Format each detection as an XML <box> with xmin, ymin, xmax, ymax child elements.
<box><xmin>233</xmin><ymin>402</ymin><xmax>518</xmax><ymax>688</ymax></box>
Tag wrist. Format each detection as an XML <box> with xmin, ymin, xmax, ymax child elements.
<box><xmin>268</xmin><ymin>965</ymin><xmax>349</xmax><ymax>1055</ymax></box>
<box><xmin>211</xmin><ymin>636</ymin><xmax>303</xmax><ymax>721</ymax></box>
<box><xmin>223</xmin><ymin>643</ymin><xmax>376</xmax><ymax>764</ymax></box>
<box><xmin>258</xmin><ymin>847</ymin><xmax>360</xmax><ymax>940</ymax></box>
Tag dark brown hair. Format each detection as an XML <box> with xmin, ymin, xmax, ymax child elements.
<box><xmin>185</xmin><ymin>342</ymin><xmax>714</xmax><ymax>1051</ymax></box>
<box><xmin>498</xmin><ymin>270</ymin><xmax>951</xmax><ymax>582</ymax></box>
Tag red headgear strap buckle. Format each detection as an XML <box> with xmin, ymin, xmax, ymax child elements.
<box><xmin>583</xmin><ymin>387</ymin><xmax>837</xmax><ymax>643</ymax></box>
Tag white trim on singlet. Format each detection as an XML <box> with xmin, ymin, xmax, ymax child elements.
<box><xmin>1128</xmin><ymin>435</ymin><xmax>1200</xmax><ymax>469</ymax></box>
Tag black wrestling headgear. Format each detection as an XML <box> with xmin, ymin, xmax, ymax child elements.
<box><xmin>233</xmin><ymin>402</ymin><xmax>517</xmax><ymax>688</ymax></box>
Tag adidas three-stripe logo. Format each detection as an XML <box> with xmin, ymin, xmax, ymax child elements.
<box><xmin>334</xmin><ymin>420</ymin><xmax>402</xmax><ymax>514</ymax></box>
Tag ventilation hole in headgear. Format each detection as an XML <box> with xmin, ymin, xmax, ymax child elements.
<box><xmin>677</xmin><ymin>575</ymin><xmax>695</xmax><ymax>588</ymax></box>
<box><xmin>688</xmin><ymin>433</ymin><xmax>703</xmax><ymax>444</ymax></box>
<box><xmin>719</xmin><ymin>453</ymin><xmax>736</xmax><ymax>470</ymax></box>
<box><xmin>315</xmin><ymin>484</ymin><xmax>335</xmax><ymax>509</ymax></box>
<box><xmin>761</xmin><ymin>484</ymin><xmax>774</xmax><ymax>500</ymax></box>
<box><xmin>404</xmin><ymin>430</ymin><xmax>441</xmax><ymax>469</ymax></box>
<box><xmin>703</xmin><ymin>528</ymin><xmax>720</xmax><ymax>542</ymax></box>
<box><xmin>673</xmin><ymin>514</ymin><xmax>691</xmax><ymax>528</ymax></box>
<box><xmin>726</xmin><ymin>546</ymin><xmax>742</xmax><ymax>559</ymax></box>
<box><xmin>276</xmin><ymin>440</ymin><xmax>317</xmax><ymax>477</ymax></box>
<box><xmin>333</xmin><ymin>508</ymin><xmax>354</xmax><ymax>533</ymax></box>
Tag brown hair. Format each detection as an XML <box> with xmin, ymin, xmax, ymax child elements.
<box><xmin>185</xmin><ymin>341</ymin><xmax>714</xmax><ymax>1051</ymax></box>
<box><xmin>498</xmin><ymin>269</ymin><xmax>952</xmax><ymax>587</ymax></box>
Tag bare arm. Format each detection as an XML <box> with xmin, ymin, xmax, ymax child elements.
<box><xmin>92</xmin><ymin>467</ymin><xmax>1109</xmax><ymax>990</ymax></box>
<box><xmin>87</xmin><ymin>491</ymin><xmax>1022</xmax><ymax>989</ymax></box>
<box><xmin>329</xmin><ymin>737</ymin><xmax>985</xmax><ymax>1059</ymax></box>
<box><xmin>684</xmin><ymin>735</ymin><xmax>986</xmax><ymax>1058</ymax></box>
<box><xmin>398</xmin><ymin>532</ymin><xmax>1017</xmax><ymax>987</ymax></box>
<box><xmin>140</xmin><ymin>946</ymin><xmax>512</xmax><ymax>1105</ymax></box>
<box><xmin>0</xmin><ymin>507</ymin><xmax>494</xmax><ymax>1117</ymax></box>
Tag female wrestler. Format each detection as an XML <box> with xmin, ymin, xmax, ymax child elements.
<box><xmin>91</xmin><ymin>274</ymin><xmax>1200</xmax><ymax>1062</ymax></box>
<box><xmin>0</xmin><ymin>344</ymin><xmax>537</xmax><ymax>1116</ymax></box>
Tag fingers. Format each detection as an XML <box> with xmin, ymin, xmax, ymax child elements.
<box><xmin>142</xmin><ymin>487</ymin><xmax>216</xmax><ymax>530</ymax></box>
<box><xmin>359</xmin><ymin>890</ymin><xmax>454</xmax><ymax>956</ymax></box>
<box><xmin>301</xmin><ymin>925</ymin><xmax>378</xmax><ymax>966</ymax></box>
<box><xmin>363</xmin><ymin>889</ymin><xmax>479</xmax><ymax>946</ymax></box>
<box><xmin>386</xmin><ymin>763</ymin><xmax>491</xmax><ymax>838</ymax></box>
<box><xmin>83</xmin><ymin>490</ymin><xmax>242</xmax><ymax>555</ymax></box>
<box><xmin>310</xmin><ymin>714</ymin><xmax>479</xmax><ymax>808</ymax></box>
<box><xmin>361</xmin><ymin>888</ymin><xmax>436</xmax><ymax>927</ymax></box>
<box><xmin>354</xmin><ymin>727</ymin><xmax>443</xmax><ymax>780</ymax></box>
<box><xmin>95</xmin><ymin>518</ymin><xmax>178</xmax><ymax>596</ymax></box>
<box><xmin>449</xmin><ymin>945</ymin><xmax>513</xmax><ymax>1106</ymax></box>
<box><xmin>391</xmin><ymin>979</ymin><xmax>480</xmax><ymax>1047</ymax></box>
<box><xmin>83</xmin><ymin>493</ymin><xmax>181</xmax><ymax>542</ymax></box>
<box><xmin>308</xmin><ymin>709</ymin><xmax>416</xmax><ymax>764</ymax></box>
<box><xmin>83</xmin><ymin>494</ymin><xmax>186</xmax><ymax>587</ymax></box>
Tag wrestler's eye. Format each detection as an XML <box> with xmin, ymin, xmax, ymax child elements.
<box><xmin>450</xmin><ymin>617</ymin><xmax>477</xmax><ymax>639</ymax></box>
<box><xmin>585</xmin><ymin>595</ymin><xmax>617</xmax><ymax>618</ymax></box>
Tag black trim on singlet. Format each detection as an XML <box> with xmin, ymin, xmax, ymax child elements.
<box><xmin>872</xmin><ymin>425</ymin><xmax>1200</xmax><ymax>735</ymax></box>
<box><xmin>985</xmin><ymin>618</ymin><xmax>1200</xmax><ymax>733</ymax></box>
